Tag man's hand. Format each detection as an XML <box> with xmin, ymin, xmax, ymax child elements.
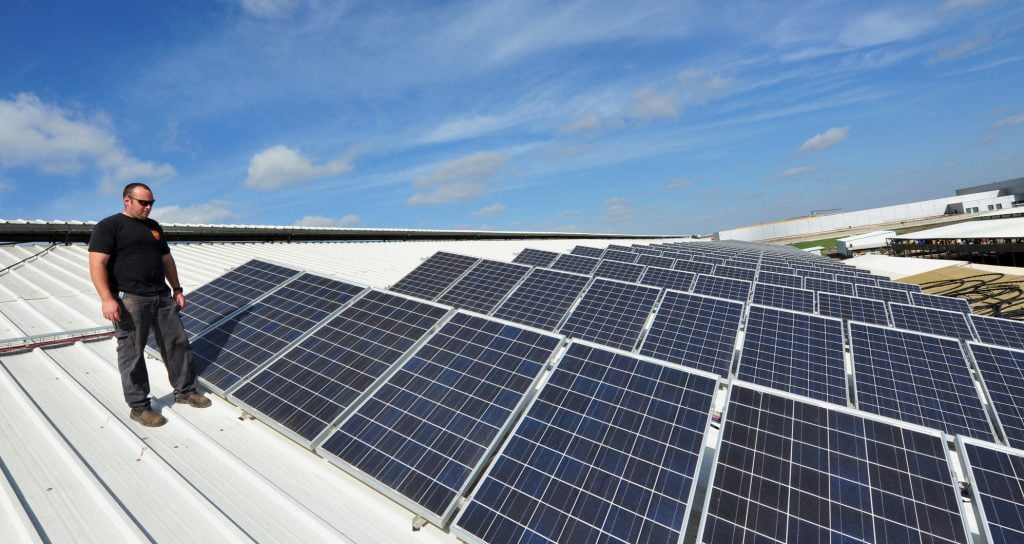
<box><xmin>174</xmin><ymin>292</ymin><xmax>186</xmax><ymax>310</ymax></box>
<box><xmin>102</xmin><ymin>297</ymin><xmax>121</xmax><ymax>322</ymax></box>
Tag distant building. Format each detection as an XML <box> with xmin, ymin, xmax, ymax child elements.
<box><xmin>836</xmin><ymin>230</ymin><xmax>895</xmax><ymax>257</ymax></box>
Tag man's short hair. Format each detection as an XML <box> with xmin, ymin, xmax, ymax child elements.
<box><xmin>123</xmin><ymin>182</ymin><xmax>152</xmax><ymax>198</ymax></box>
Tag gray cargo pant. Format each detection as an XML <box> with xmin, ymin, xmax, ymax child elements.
<box><xmin>113</xmin><ymin>293</ymin><xmax>197</xmax><ymax>409</ymax></box>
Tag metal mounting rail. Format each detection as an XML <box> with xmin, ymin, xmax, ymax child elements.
<box><xmin>0</xmin><ymin>326</ymin><xmax>115</xmax><ymax>354</ymax></box>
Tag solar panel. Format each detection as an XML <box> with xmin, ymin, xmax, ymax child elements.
<box><xmin>855</xmin><ymin>284</ymin><xmax>911</xmax><ymax>305</ymax></box>
<box><xmin>910</xmin><ymin>292</ymin><xmax>972</xmax><ymax>314</ymax></box>
<box><xmin>601</xmin><ymin>249</ymin><xmax>639</xmax><ymax>263</ymax></box>
<box><xmin>636</xmin><ymin>254</ymin><xmax>675</xmax><ymax>269</ymax></box>
<box><xmin>839</xmin><ymin>275</ymin><xmax>878</xmax><ymax>288</ymax></box>
<box><xmin>511</xmin><ymin>248</ymin><xmax>558</xmax><ymax>267</ymax></box>
<box><xmin>550</xmin><ymin>253</ymin><xmax>600</xmax><ymax>275</ymax></box>
<box><xmin>391</xmin><ymin>252</ymin><xmax>480</xmax><ymax>300</ymax></box>
<box><xmin>692</xmin><ymin>274</ymin><xmax>751</xmax><ymax>302</ymax></box>
<box><xmin>317</xmin><ymin>312</ymin><xmax>561</xmax><ymax>526</ymax></box>
<box><xmin>691</xmin><ymin>255</ymin><xmax>724</xmax><ymax>266</ymax></box>
<box><xmin>713</xmin><ymin>265</ymin><xmax>756</xmax><ymax>282</ymax></box>
<box><xmin>889</xmin><ymin>302</ymin><xmax>976</xmax><ymax>341</ymax></box>
<box><xmin>638</xmin><ymin>266</ymin><xmax>695</xmax><ymax>292</ymax></box>
<box><xmin>877</xmin><ymin>280</ymin><xmax>923</xmax><ymax>293</ymax></box>
<box><xmin>803</xmin><ymin>277</ymin><xmax>854</xmax><ymax>296</ymax></box>
<box><xmin>229</xmin><ymin>290</ymin><xmax>450</xmax><ymax>445</ymax></box>
<box><xmin>559</xmin><ymin>278</ymin><xmax>660</xmax><ymax>351</ymax></box>
<box><xmin>699</xmin><ymin>383</ymin><xmax>970</xmax><ymax>544</ymax></box>
<box><xmin>753</xmin><ymin>281</ymin><xmax>815</xmax><ymax>311</ymax></box>
<box><xmin>191</xmin><ymin>273</ymin><xmax>365</xmax><ymax>394</ymax></box>
<box><xmin>737</xmin><ymin>306</ymin><xmax>847</xmax><ymax>404</ymax></box>
<box><xmin>453</xmin><ymin>341</ymin><xmax>719</xmax><ymax>544</ymax></box>
<box><xmin>592</xmin><ymin>259</ymin><xmax>645</xmax><ymax>283</ymax></box>
<box><xmin>437</xmin><ymin>260</ymin><xmax>531</xmax><ymax>313</ymax></box>
<box><xmin>570</xmin><ymin>246</ymin><xmax>604</xmax><ymax>258</ymax></box>
<box><xmin>492</xmin><ymin>268</ymin><xmax>590</xmax><ymax>330</ymax></box>
<box><xmin>606</xmin><ymin>244</ymin><xmax>632</xmax><ymax>252</ymax></box>
<box><xmin>817</xmin><ymin>292</ymin><xmax>889</xmax><ymax>326</ymax></box>
<box><xmin>672</xmin><ymin>259</ymin><xmax>715</xmax><ymax>275</ymax></box>
<box><xmin>968</xmin><ymin>343</ymin><xmax>1024</xmax><ymax>449</ymax></box>
<box><xmin>972</xmin><ymin>314</ymin><xmax>1024</xmax><ymax>350</ymax></box>
<box><xmin>638</xmin><ymin>290</ymin><xmax>743</xmax><ymax>377</ymax></box>
<box><xmin>957</xmin><ymin>437</ymin><xmax>1024</xmax><ymax>544</ymax></box>
<box><xmin>849</xmin><ymin>322</ymin><xmax>993</xmax><ymax>439</ymax></box>
<box><xmin>756</xmin><ymin>271</ymin><xmax>802</xmax><ymax>289</ymax></box>
<box><xmin>794</xmin><ymin>269</ymin><xmax>834</xmax><ymax>281</ymax></box>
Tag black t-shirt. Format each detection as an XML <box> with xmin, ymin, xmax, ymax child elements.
<box><xmin>89</xmin><ymin>213</ymin><xmax>171</xmax><ymax>296</ymax></box>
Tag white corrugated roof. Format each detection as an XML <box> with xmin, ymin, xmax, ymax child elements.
<box><xmin>892</xmin><ymin>216</ymin><xmax>1024</xmax><ymax>239</ymax></box>
<box><xmin>0</xmin><ymin>236</ymin><xmax>692</xmax><ymax>543</ymax></box>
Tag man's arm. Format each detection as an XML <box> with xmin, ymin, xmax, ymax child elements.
<box><xmin>89</xmin><ymin>252</ymin><xmax>121</xmax><ymax>322</ymax></box>
<box><xmin>162</xmin><ymin>253</ymin><xmax>186</xmax><ymax>310</ymax></box>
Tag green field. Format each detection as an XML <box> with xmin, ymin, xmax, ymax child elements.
<box><xmin>789</xmin><ymin>238</ymin><xmax>841</xmax><ymax>251</ymax></box>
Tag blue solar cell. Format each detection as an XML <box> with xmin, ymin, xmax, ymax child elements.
<box><xmin>751</xmin><ymin>283</ymin><xmax>815</xmax><ymax>313</ymax></box>
<box><xmin>192</xmin><ymin>273</ymin><xmax>365</xmax><ymax>393</ymax></box>
<box><xmin>690</xmin><ymin>255</ymin><xmax>725</xmax><ymax>266</ymax></box>
<box><xmin>511</xmin><ymin>249</ymin><xmax>558</xmax><ymax>267</ymax></box>
<box><xmin>391</xmin><ymin>252</ymin><xmax>480</xmax><ymax>300</ymax></box>
<box><xmin>606</xmin><ymin>244</ymin><xmax>633</xmax><ymax>252</ymax></box>
<box><xmin>230</xmin><ymin>290</ymin><xmax>450</xmax><ymax>444</ymax></box>
<box><xmin>756</xmin><ymin>271</ymin><xmax>802</xmax><ymax>288</ymax></box>
<box><xmin>972</xmin><ymin>314</ymin><xmax>1024</xmax><ymax>350</ymax></box>
<box><xmin>560</xmin><ymin>279</ymin><xmax>660</xmax><ymax>351</ymax></box>
<box><xmin>876</xmin><ymin>280</ymin><xmax>923</xmax><ymax>293</ymax></box>
<box><xmin>889</xmin><ymin>303</ymin><xmax>975</xmax><ymax>341</ymax></box>
<box><xmin>700</xmin><ymin>384</ymin><xmax>970</xmax><ymax>544</ymax></box>
<box><xmin>636</xmin><ymin>254</ymin><xmax>675</xmax><ymax>269</ymax></box>
<box><xmin>758</xmin><ymin>264</ymin><xmax>793</xmax><ymax>275</ymax></box>
<box><xmin>839</xmin><ymin>275</ymin><xmax>878</xmax><ymax>288</ymax></box>
<box><xmin>817</xmin><ymin>292</ymin><xmax>889</xmax><ymax>326</ymax></box>
<box><xmin>794</xmin><ymin>269</ymin><xmax>834</xmax><ymax>281</ymax></box>
<box><xmin>638</xmin><ymin>266</ymin><xmax>695</xmax><ymax>292</ymax></box>
<box><xmin>958</xmin><ymin>438</ymin><xmax>1024</xmax><ymax>544</ymax></box>
<box><xmin>638</xmin><ymin>290</ymin><xmax>743</xmax><ymax>377</ymax></box>
<box><xmin>673</xmin><ymin>259</ymin><xmax>715</xmax><ymax>276</ymax></box>
<box><xmin>738</xmin><ymin>306</ymin><xmax>846</xmax><ymax>404</ymax></box>
<box><xmin>968</xmin><ymin>343</ymin><xmax>1024</xmax><ymax>449</ymax></box>
<box><xmin>318</xmin><ymin>312</ymin><xmax>561</xmax><ymax>525</ymax></box>
<box><xmin>492</xmin><ymin>268</ymin><xmax>590</xmax><ymax>330</ymax></box>
<box><xmin>849</xmin><ymin>322</ymin><xmax>993</xmax><ymax>439</ymax></box>
<box><xmin>803</xmin><ymin>277</ymin><xmax>854</xmax><ymax>296</ymax></box>
<box><xmin>692</xmin><ymin>274</ymin><xmax>751</xmax><ymax>302</ymax></box>
<box><xmin>454</xmin><ymin>342</ymin><xmax>718</xmax><ymax>544</ymax></box>
<box><xmin>592</xmin><ymin>259</ymin><xmax>645</xmax><ymax>283</ymax></box>
<box><xmin>910</xmin><ymin>292</ymin><xmax>972</xmax><ymax>314</ymax></box>
<box><xmin>855</xmin><ymin>284</ymin><xmax>911</xmax><ymax>305</ymax></box>
<box><xmin>438</xmin><ymin>260</ymin><xmax>532</xmax><ymax>313</ymax></box>
<box><xmin>713</xmin><ymin>265</ymin><xmax>756</xmax><ymax>282</ymax></box>
<box><xmin>601</xmin><ymin>250</ymin><xmax>639</xmax><ymax>263</ymax></box>
<box><xmin>550</xmin><ymin>253</ymin><xmax>600</xmax><ymax>275</ymax></box>
<box><xmin>570</xmin><ymin>246</ymin><xmax>604</xmax><ymax>258</ymax></box>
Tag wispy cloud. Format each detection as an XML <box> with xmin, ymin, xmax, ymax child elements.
<box><xmin>408</xmin><ymin>151</ymin><xmax>509</xmax><ymax>205</ymax></box>
<box><xmin>421</xmin><ymin>114</ymin><xmax>525</xmax><ymax>144</ymax></box>
<box><xmin>244</xmin><ymin>145</ymin><xmax>353</xmax><ymax>190</ymax></box>
<box><xmin>774</xmin><ymin>166</ymin><xmax>819</xmax><ymax>179</ymax></box>
<box><xmin>798</xmin><ymin>126</ymin><xmax>850</xmax><ymax>153</ymax></box>
<box><xmin>629</xmin><ymin>86</ymin><xmax>680</xmax><ymax>120</ymax></box>
<box><xmin>692</xmin><ymin>186</ymin><xmax>723</xmax><ymax>198</ymax></box>
<box><xmin>596</xmin><ymin>197</ymin><xmax>634</xmax><ymax>223</ymax></box>
<box><xmin>558</xmin><ymin>209</ymin><xmax>582</xmax><ymax>217</ymax></box>
<box><xmin>472</xmin><ymin>203</ymin><xmax>506</xmax><ymax>217</ymax></box>
<box><xmin>943</xmin><ymin>0</ymin><xmax>996</xmax><ymax>10</ymax></box>
<box><xmin>559</xmin><ymin>113</ymin><xmax>601</xmax><ymax>133</ymax></box>
<box><xmin>0</xmin><ymin>93</ymin><xmax>175</xmax><ymax>193</ymax></box>
<box><xmin>665</xmin><ymin>178</ymin><xmax>697</xmax><ymax>189</ymax></box>
<box><xmin>928</xmin><ymin>35</ymin><xmax>989</xmax><ymax>64</ymax></box>
<box><xmin>293</xmin><ymin>214</ymin><xmax>361</xmax><ymax>227</ymax></box>
<box><xmin>838</xmin><ymin>10</ymin><xmax>936</xmax><ymax>47</ymax></box>
<box><xmin>237</xmin><ymin>0</ymin><xmax>298</xmax><ymax>19</ymax></box>
<box><xmin>993</xmin><ymin>114</ymin><xmax>1024</xmax><ymax>128</ymax></box>
<box><xmin>151</xmin><ymin>200</ymin><xmax>235</xmax><ymax>224</ymax></box>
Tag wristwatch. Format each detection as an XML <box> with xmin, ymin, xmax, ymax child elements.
<box><xmin>172</xmin><ymin>287</ymin><xmax>184</xmax><ymax>294</ymax></box>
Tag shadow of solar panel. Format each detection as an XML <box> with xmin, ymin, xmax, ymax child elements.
<box><xmin>570</xmin><ymin>246</ymin><xmax>604</xmax><ymax>258</ymax></box>
<box><xmin>636</xmin><ymin>254</ymin><xmax>675</xmax><ymax>269</ymax></box>
<box><xmin>317</xmin><ymin>312</ymin><xmax>561</xmax><ymax>526</ymax></box>
<box><xmin>958</xmin><ymin>437</ymin><xmax>1024</xmax><ymax>544</ymax></box>
<box><xmin>673</xmin><ymin>259</ymin><xmax>715</xmax><ymax>276</ymax></box>
<box><xmin>738</xmin><ymin>306</ymin><xmax>846</xmax><ymax>404</ymax></box>
<box><xmin>890</xmin><ymin>303</ymin><xmax>975</xmax><ymax>341</ymax></box>
<box><xmin>559</xmin><ymin>279</ymin><xmax>660</xmax><ymax>351</ymax></box>
<box><xmin>911</xmin><ymin>292</ymin><xmax>971</xmax><ymax>314</ymax></box>
<box><xmin>877</xmin><ymin>280</ymin><xmax>923</xmax><ymax>293</ymax></box>
<box><xmin>551</xmin><ymin>253</ymin><xmax>600</xmax><ymax>275</ymax></box>
<box><xmin>638</xmin><ymin>266</ymin><xmax>694</xmax><ymax>292</ymax></box>
<box><xmin>751</xmin><ymin>283</ymin><xmax>815</xmax><ymax>313</ymax></box>
<box><xmin>454</xmin><ymin>341</ymin><xmax>719</xmax><ymax>544</ymax></box>
<box><xmin>756</xmin><ymin>271</ymin><xmax>802</xmax><ymax>289</ymax></box>
<box><xmin>972</xmin><ymin>314</ymin><xmax>1024</xmax><ymax>350</ymax></box>
<box><xmin>438</xmin><ymin>260</ymin><xmax>531</xmax><ymax>313</ymax></box>
<box><xmin>391</xmin><ymin>252</ymin><xmax>480</xmax><ymax>300</ymax></box>
<box><xmin>593</xmin><ymin>260</ymin><xmax>645</xmax><ymax>283</ymax></box>
<box><xmin>693</xmin><ymin>274</ymin><xmax>751</xmax><ymax>302</ymax></box>
<box><xmin>849</xmin><ymin>322</ymin><xmax>993</xmax><ymax>439</ymax></box>
<box><xmin>192</xmin><ymin>273</ymin><xmax>364</xmax><ymax>394</ymax></box>
<box><xmin>638</xmin><ymin>290</ymin><xmax>742</xmax><ymax>377</ymax></box>
<box><xmin>493</xmin><ymin>268</ymin><xmax>590</xmax><ymax>330</ymax></box>
<box><xmin>601</xmin><ymin>250</ymin><xmax>639</xmax><ymax>263</ymax></box>
<box><xmin>817</xmin><ymin>292</ymin><xmax>889</xmax><ymax>325</ymax></box>
<box><xmin>700</xmin><ymin>384</ymin><xmax>970</xmax><ymax>544</ymax></box>
<box><xmin>511</xmin><ymin>249</ymin><xmax>558</xmax><ymax>268</ymax></box>
<box><xmin>229</xmin><ymin>290</ymin><xmax>450</xmax><ymax>445</ymax></box>
<box><xmin>968</xmin><ymin>343</ymin><xmax>1024</xmax><ymax>449</ymax></box>
<box><xmin>854</xmin><ymin>284</ymin><xmax>910</xmax><ymax>305</ymax></box>
<box><xmin>803</xmin><ymin>277</ymin><xmax>853</xmax><ymax>296</ymax></box>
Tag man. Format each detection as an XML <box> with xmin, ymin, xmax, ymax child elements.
<box><xmin>89</xmin><ymin>182</ymin><xmax>211</xmax><ymax>427</ymax></box>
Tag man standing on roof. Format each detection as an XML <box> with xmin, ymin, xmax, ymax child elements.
<box><xmin>88</xmin><ymin>182</ymin><xmax>211</xmax><ymax>428</ymax></box>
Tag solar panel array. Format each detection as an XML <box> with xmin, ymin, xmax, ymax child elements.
<box><xmin>492</xmin><ymin>268</ymin><xmax>590</xmax><ymax>331</ymax></box>
<box><xmin>969</xmin><ymin>343</ymin><xmax>1024</xmax><ymax>449</ymax></box>
<box><xmin>751</xmin><ymin>282</ymin><xmax>815</xmax><ymax>313</ymax></box>
<box><xmin>638</xmin><ymin>290</ymin><xmax>742</xmax><ymax>377</ymax></box>
<box><xmin>437</xmin><ymin>259</ymin><xmax>531</xmax><ymax>313</ymax></box>
<box><xmin>959</xmin><ymin>437</ymin><xmax>1024</xmax><ymax>544</ymax></box>
<box><xmin>559</xmin><ymin>278</ymin><xmax>660</xmax><ymax>351</ymax></box>
<box><xmin>390</xmin><ymin>252</ymin><xmax>479</xmax><ymax>300</ymax></box>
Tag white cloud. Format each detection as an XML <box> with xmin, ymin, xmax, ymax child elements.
<box><xmin>928</xmin><ymin>35</ymin><xmax>988</xmax><ymax>64</ymax></box>
<box><xmin>0</xmin><ymin>93</ymin><xmax>175</xmax><ymax>192</ymax></box>
<box><xmin>838</xmin><ymin>11</ymin><xmax>934</xmax><ymax>47</ymax></box>
<box><xmin>421</xmin><ymin>114</ymin><xmax>522</xmax><ymax>144</ymax></box>
<box><xmin>560</xmin><ymin>113</ymin><xmax>601</xmax><ymax>133</ymax></box>
<box><xmin>946</xmin><ymin>161</ymin><xmax>959</xmax><ymax>168</ymax></box>
<box><xmin>888</xmin><ymin>169</ymin><xmax>906</xmax><ymax>177</ymax></box>
<box><xmin>472</xmin><ymin>203</ymin><xmax>506</xmax><ymax>217</ymax></box>
<box><xmin>150</xmin><ymin>201</ymin><xmax>235</xmax><ymax>224</ymax></box>
<box><xmin>238</xmin><ymin>0</ymin><xmax>296</xmax><ymax>18</ymax></box>
<box><xmin>597</xmin><ymin>197</ymin><xmax>633</xmax><ymax>223</ymax></box>
<box><xmin>943</xmin><ymin>0</ymin><xmax>995</xmax><ymax>10</ymax></box>
<box><xmin>993</xmin><ymin>114</ymin><xmax>1024</xmax><ymax>128</ymax></box>
<box><xmin>558</xmin><ymin>209</ymin><xmax>582</xmax><ymax>217</ymax></box>
<box><xmin>244</xmin><ymin>145</ymin><xmax>353</xmax><ymax>190</ymax></box>
<box><xmin>408</xmin><ymin>151</ymin><xmax>509</xmax><ymax>205</ymax></box>
<box><xmin>774</xmin><ymin>166</ymin><xmax>819</xmax><ymax>179</ymax></box>
<box><xmin>629</xmin><ymin>87</ymin><xmax>680</xmax><ymax>120</ymax></box>
<box><xmin>665</xmin><ymin>178</ymin><xmax>696</xmax><ymax>189</ymax></box>
<box><xmin>293</xmin><ymin>214</ymin><xmax>361</xmax><ymax>227</ymax></box>
<box><xmin>798</xmin><ymin>126</ymin><xmax>850</xmax><ymax>153</ymax></box>
<box><xmin>0</xmin><ymin>178</ymin><xmax>11</xmax><ymax>193</ymax></box>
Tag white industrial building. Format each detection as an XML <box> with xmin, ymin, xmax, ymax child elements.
<box><xmin>835</xmin><ymin>230</ymin><xmax>895</xmax><ymax>257</ymax></box>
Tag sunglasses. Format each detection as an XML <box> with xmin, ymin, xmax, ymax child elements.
<box><xmin>129</xmin><ymin>196</ymin><xmax>156</xmax><ymax>207</ymax></box>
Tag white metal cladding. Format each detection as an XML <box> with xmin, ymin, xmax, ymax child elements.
<box><xmin>891</xmin><ymin>216</ymin><xmax>1024</xmax><ymax>239</ymax></box>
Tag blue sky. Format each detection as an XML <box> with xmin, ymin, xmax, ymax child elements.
<box><xmin>1</xmin><ymin>0</ymin><xmax>1023</xmax><ymax>235</ymax></box>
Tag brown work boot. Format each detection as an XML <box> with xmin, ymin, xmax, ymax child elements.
<box><xmin>175</xmin><ymin>391</ymin><xmax>212</xmax><ymax>408</ymax></box>
<box><xmin>130</xmin><ymin>408</ymin><xmax>167</xmax><ymax>427</ymax></box>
